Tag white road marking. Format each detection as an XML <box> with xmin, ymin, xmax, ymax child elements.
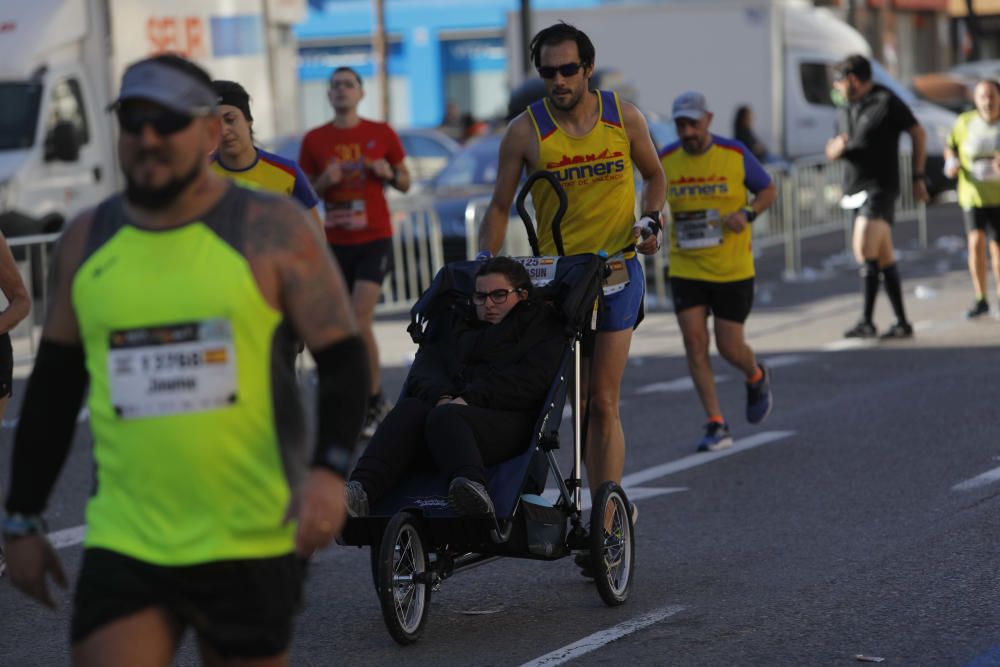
<box><xmin>543</xmin><ymin>486</ymin><xmax>688</xmax><ymax>510</ymax></box>
<box><xmin>519</xmin><ymin>604</ymin><xmax>686</xmax><ymax>667</ymax></box>
<box><xmin>621</xmin><ymin>430</ymin><xmax>796</xmax><ymax>488</ymax></box>
<box><xmin>635</xmin><ymin>355</ymin><xmax>810</xmax><ymax>395</ymax></box>
<box><xmin>822</xmin><ymin>338</ymin><xmax>874</xmax><ymax>352</ymax></box>
<box><xmin>47</xmin><ymin>431</ymin><xmax>795</xmax><ymax>551</ymax></box>
<box><xmin>952</xmin><ymin>466</ymin><xmax>1000</xmax><ymax>492</ymax></box>
<box><xmin>763</xmin><ymin>354</ymin><xmax>811</xmax><ymax>369</ymax></box>
<box><xmin>635</xmin><ymin>376</ymin><xmax>706</xmax><ymax>395</ymax></box>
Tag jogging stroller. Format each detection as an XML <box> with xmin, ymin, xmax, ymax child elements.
<box><xmin>340</xmin><ymin>171</ymin><xmax>636</xmax><ymax>644</ymax></box>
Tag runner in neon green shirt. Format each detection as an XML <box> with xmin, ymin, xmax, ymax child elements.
<box><xmin>3</xmin><ymin>54</ymin><xmax>369</xmax><ymax>665</ymax></box>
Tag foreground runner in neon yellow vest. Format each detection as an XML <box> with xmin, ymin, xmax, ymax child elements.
<box><xmin>3</xmin><ymin>54</ymin><xmax>369</xmax><ymax>666</ymax></box>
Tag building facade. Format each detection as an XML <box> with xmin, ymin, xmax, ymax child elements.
<box><xmin>295</xmin><ymin>0</ymin><xmax>602</xmax><ymax>130</ymax></box>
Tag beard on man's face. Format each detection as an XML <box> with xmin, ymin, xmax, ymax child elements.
<box><xmin>548</xmin><ymin>81</ymin><xmax>586</xmax><ymax>112</ymax></box>
<box><xmin>124</xmin><ymin>152</ymin><xmax>202</xmax><ymax>210</ymax></box>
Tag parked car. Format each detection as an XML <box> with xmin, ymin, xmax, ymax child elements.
<box><xmin>266</xmin><ymin>127</ymin><xmax>461</xmax><ymax>186</ymax></box>
<box><xmin>912</xmin><ymin>59</ymin><xmax>1000</xmax><ymax>115</ymax></box>
<box><xmin>421</xmin><ymin>133</ymin><xmax>503</xmax><ymax>262</ymax></box>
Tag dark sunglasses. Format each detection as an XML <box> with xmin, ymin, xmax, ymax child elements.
<box><xmin>537</xmin><ymin>62</ymin><xmax>583</xmax><ymax>79</ymax></box>
<box><xmin>472</xmin><ymin>288</ymin><xmax>520</xmax><ymax>305</ymax></box>
<box><xmin>116</xmin><ymin>107</ymin><xmax>194</xmax><ymax>136</ymax></box>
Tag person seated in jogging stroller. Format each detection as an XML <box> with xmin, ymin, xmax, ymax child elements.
<box><xmin>345</xmin><ymin>256</ymin><xmax>565</xmax><ymax>518</ymax></box>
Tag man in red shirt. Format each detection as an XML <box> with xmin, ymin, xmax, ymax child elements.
<box><xmin>300</xmin><ymin>67</ymin><xmax>411</xmax><ymax>438</ymax></box>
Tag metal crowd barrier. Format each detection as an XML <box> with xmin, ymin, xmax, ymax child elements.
<box><xmin>7</xmin><ymin>156</ymin><xmax>931</xmax><ymax>363</ymax></box>
<box><xmin>8</xmin><ymin>233</ymin><xmax>59</xmax><ymax>366</ymax></box>
<box><xmin>377</xmin><ymin>195</ymin><xmax>445</xmax><ymax>315</ymax></box>
<box><xmin>756</xmin><ymin>153</ymin><xmax>927</xmax><ymax>275</ymax></box>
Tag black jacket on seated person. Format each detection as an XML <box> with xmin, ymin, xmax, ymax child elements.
<box><xmin>351</xmin><ymin>299</ymin><xmax>569</xmax><ymax>503</ymax></box>
<box><xmin>404</xmin><ymin>299</ymin><xmax>566</xmax><ymax>410</ymax></box>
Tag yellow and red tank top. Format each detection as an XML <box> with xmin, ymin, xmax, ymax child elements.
<box><xmin>211</xmin><ymin>148</ymin><xmax>319</xmax><ymax>212</ymax></box>
<box><xmin>527</xmin><ymin>91</ymin><xmax>635</xmax><ymax>256</ymax></box>
<box><xmin>660</xmin><ymin>134</ymin><xmax>772</xmax><ymax>282</ymax></box>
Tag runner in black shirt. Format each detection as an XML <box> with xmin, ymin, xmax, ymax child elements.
<box><xmin>826</xmin><ymin>54</ymin><xmax>929</xmax><ymax>339</ymax></box>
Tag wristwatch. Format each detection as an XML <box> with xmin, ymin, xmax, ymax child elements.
<box><xmin>741</xmin><ymin>206</ymin><xmax>758</xmax><ymax>223</ymax></box>
<box><xmin>2</xmin><ymin>513</ymin><xmax>46</xmax><ymax>538</ymax></box>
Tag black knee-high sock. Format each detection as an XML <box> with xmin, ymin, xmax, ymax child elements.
<box><xmin>862</xmin><ymin>259</ymin><xmax>879</xmax><ymax>323</ymax></box>
<box><xmin>881</xmin><ymin>263</ymin><xmax>908</xmax><ymax>324</ymax></box>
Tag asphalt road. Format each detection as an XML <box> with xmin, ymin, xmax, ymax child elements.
<box><xmin>1</xmin><ymin>204</ymin><xmax>999</xmax><ymax>666</ymax></box>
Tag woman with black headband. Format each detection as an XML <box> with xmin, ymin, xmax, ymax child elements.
<box><xmin>211</xmin><ymin>80</ymin><xmax>323</xmax><ymax>229</ymax></box>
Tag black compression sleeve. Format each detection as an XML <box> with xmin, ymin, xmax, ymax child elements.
<box><xmin>312</xmin><ymin>336</ymin><xmax>370</xmax><ymax>476</ymax></box>
<box><xmin>5</xmin><ymin>339</ymin><xmax>88</xmax><ymax>515</ymax></box>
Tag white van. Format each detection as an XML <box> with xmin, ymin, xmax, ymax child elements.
<box><xmin>506</xmin><ymin>0</ymin><xmax>955</xmax><ymax>178</ymax></box>
<box><xmin>0</xmin><ymin>0</ymin><xmax>302</xmax><ymax>237</ymax></box>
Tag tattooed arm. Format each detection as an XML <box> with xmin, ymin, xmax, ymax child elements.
<box><xmin>245</xmin><ymin>197</ymin><xmax>358</xmax><ymax>347</ymax></box>
<box><xmin>244</xmin><ymin>196</ymin><xmax>366</xmax><ymax>555</ymax></box>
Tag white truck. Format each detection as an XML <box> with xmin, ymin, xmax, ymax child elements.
<box><xmin>0</xmin><ymin>0</ymin><xmax>304</xmax><ymax>237</ymax></box>
<box><xmin>506</xmin><ymin>0</ymin><xmax>955</xmax><ymax>174</ymax></box>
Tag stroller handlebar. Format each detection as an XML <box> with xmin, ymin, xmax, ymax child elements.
<box><xmin>515</xmin><ymin>170</ymin><xmax>567</xmax><ymax>257</ymax></box>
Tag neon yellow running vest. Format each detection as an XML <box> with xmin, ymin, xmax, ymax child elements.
<box><xmin>527</xmin><ymin>91</ymin><xmax>636</xmax><ymax>256</ymax></box>
<box><xmin>71</xmin><ymin>186</ymin><xmax>304</xmax><ymax>565</ymax></box>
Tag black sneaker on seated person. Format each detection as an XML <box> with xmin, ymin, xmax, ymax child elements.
<box><xmin>880</xmin><ymin>321</ymin><xmax>914</xmax><ymax>340</ymax></box>
<box><xmin>448</xmin><ymin>477</ymin><xmax>495</xmax><ymax>516</ymax></box>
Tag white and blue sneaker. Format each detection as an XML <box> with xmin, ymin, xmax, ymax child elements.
<box><xmin>745</xmin><ymin>363</ymin><xmax>773</xmax><ymax>425</ymax></box>
<box><xmin>697</xmin><ymin>421</ymin><xmax>733</xmax><ymax>452</ymax></box>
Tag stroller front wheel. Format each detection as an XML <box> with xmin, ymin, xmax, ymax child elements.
<box><xmin>589</xmin><ymin>482</ymin><xmax>635</xmax><ymax>606</ymax></box>
<box><xmin>378</xmin><ymin>511</ymin><xmax>432</xmax><ymax>644</ymax></box>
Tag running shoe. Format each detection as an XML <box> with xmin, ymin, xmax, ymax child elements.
<box><xmin>360</xmin><ymin>395</ymin><xmax>392</xmax><ymax>440</ymax></box>
<box><xmin>697</xmin><ymin>421</ymin><xmax>733</xmax><ymax>452</ymax></box>
<box><xmin>844</xmin><ymin>320</ymin><xmax>877</xmax><ymax>338</ymax></box>
<box><xmin>345</xmin><ymin>480</ymin><xmax>369</xmax><ymax>518</ymax></box>
<box><xmin>879</xmin><ymin>321</ymin><xmax>914</xmax><ymax>340</ymax></box>
<box><xmin>745</xmin><ymin>363</ymin><xmax>773</xmax><ymax>425</ymax></box>
<box><xmin>448</xmin><ymin>477</ymin><xmax>495</xmax><ymax>516</ymax></box>
<box><xmin>966</xmin><ymin>299</ymin><xmax>990</xmax><ymax>319</ymax></box>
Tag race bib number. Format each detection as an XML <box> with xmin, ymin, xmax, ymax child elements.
<box><xmin>602</xmin><ymin>259</ymin><xmax>630</xmax><ymax>296</ymax></box>
<box><xmin>107</xmin><ymin>319</ymin><xmax>238</xmax><ymax>419</ymax></box>
<box><xmin>517</xmin><ymin>256</ymin><xmax>559</xmax><ymax>286</ymax></box>
<box><xmin>971</xmin><ymin>158</ymin><xmax>1000</xmax><ymax>182</ymax></box>
<box><xmin>675</xmin><ymin>209</ymin><xmax>722</xmax><ymax>249</ymax></box>
<box><xmin>325</xmin><ymin>200</ymin><xmax>368</xmax><ymax>230</ymax></box>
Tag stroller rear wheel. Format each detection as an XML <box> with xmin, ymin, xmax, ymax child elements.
<box><xmin>589</xmin><ymin>482</ymin><xmax>634</xmax><ymax>606</ymax></box>
<box><xmin>377</xmin><ymin>511</ymin><xmax>431</xmax><ymax>644</ymax></box>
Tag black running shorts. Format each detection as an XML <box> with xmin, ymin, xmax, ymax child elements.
<box><xmin>0</xmin><ymin>332</ymin><xmax>11</xmax><ymax>398</ymax></box>
<box><xmin>963</xmin><ymin>207</ymin><xmax>1000</xmax><ymax>243</ymax></box>
<box><xmin>857</xmin><ymin>190</ymin><xmax>896</xmax><ymax>225</ymax></box>
<box><xmin>670</xmin><ymin>276</ymin><xmax>755</xmax><ymax>324</ymax></box>
<box><xmin>72</xmin><ymin>548</ymin><xmax>306</xmax><ymax>659</ymax></box>
<box><xmin>330</xmin><ymin>237</ymin><xmax>394</xmax><ymax>289</ymax></box>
